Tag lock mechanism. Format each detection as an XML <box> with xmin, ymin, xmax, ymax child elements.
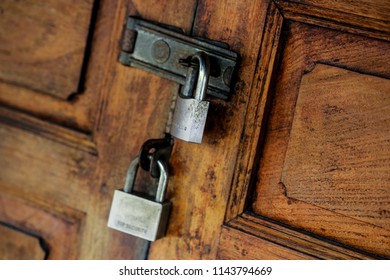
<box><xmin>107</xmin><ymin>155</ymin><xmax>171</xmax><ymax>241</ymax></box>
<box><xmin>119</xmin><ymin>17</ymin><xmax>238</xmax><ymax>100</ymax></box>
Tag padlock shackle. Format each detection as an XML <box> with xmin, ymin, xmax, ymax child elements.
<box><xmin>123</xmin><ymin>156</ymin><xmax>168</xmax><ymax>203</ymax></box>
<box><xmin>123</xmin><ymin>156</ymin><xmax>140</xmax><ymax>194</ymax></box>
<box><xmin>155</xmin><ymin>160</ymin><xmax>168</xmax><ymax>203</ymax></box>
<box><xmin>192</xmin><ymin>52</ymin><xmax>210</xmax><ymax>101</ymax></box>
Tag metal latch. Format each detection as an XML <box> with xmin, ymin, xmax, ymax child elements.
<box><xmin>119</xmin><ymin>17</ymin><xmax>238</xmax><ymax>100</ymax></box>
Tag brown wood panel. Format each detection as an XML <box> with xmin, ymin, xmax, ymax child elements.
<box><xmin>89</xmin><ymin>0</ymin><xmax>198</xmax><ymax>259</ymax></box>
<box><xmin>0</xmin><ymin>193</ymin><xmax>84</xmax><ymax>259</ymax></box>
<box><xmin>220</xmin><ymin>0</ymin><xmax>390</xmax><ymax>260</ymax></box>
<box><xmin>0</xmin><ymin>106</ymin><xmax>96</xmax><ymax>154</ymax></box>
<box><xmin>0</xmin><ymin>121</ymin><xmax>97</xmax><ymax>209</ymax></box>
<box><xmin>147</xmin><ymin>0</ymin><xmax>272</xmax><ymax>259</ymax></box>
<box><xmin>0</xmin><ymin>224</ymin><xmax>46</xmax><ymax>260</ymax></box>
<box><xmin>224</xmin><ymin>1</ymin><xmax>283</xmax><ymax>222</ymax></box>
<box><xmin>275</xmin><ymin>0</ymin><xmax>390</xmax><ymax>38</ymax></box>
<box><xmin>222</xmin><ymin>215</ymin><xmax>375</xmax><ymax>259</ymax></box>
<box><xmin>251</xmin><ymin>20</ymin><xmax>390</xmax><ymax>257</ymax></box>
<box><xmin>282</xmin><ymin>64</ymin><xmax>390</xmax><ymax>230</ymax></box>
<box><xmin>0</xmin><ymin>0</ymin><xmax>94</xmax><ymax>99</ymax></box>
<box><xmin>1</xmin><ymin>0</ymin><xmax>388</xmax><ymax>260</ymax></box>
<box><xmin>0</xmin><ymin>0</ymin><xmax>116</xmax><ymax>133</ymax></box>
<box><xmin>218</xmin><ymin>225</ymin><xmax>312</xmax><ymax>260</ymax></box>
<box><xmin>0</xmin><ymin>0</ymin><xmax>199</xmax><ymax>260</ymax></box>
<box><xmin>0</xmin><ymin>110</ymin><xmax>94</xmax><ymax>259</ymax></box>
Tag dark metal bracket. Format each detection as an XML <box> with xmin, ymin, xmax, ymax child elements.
<box><xmin>119</xmin><ymin>17</ymin><xmax>238</xmax><ymax>100</ymax></box>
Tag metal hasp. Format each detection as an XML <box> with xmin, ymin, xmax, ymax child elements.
<box><xmin>119</xmin><ymin>17</ymin><xmax>238</xmax><ymax>100</ymax></box>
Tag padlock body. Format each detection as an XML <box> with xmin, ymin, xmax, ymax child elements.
<box><xmin>108</xmin><ymin>190</ymin><xmax>171</xmax><ymax>241</ymax></box>
<box><xmin>171</xmin><ymin>96</ymin><xmax>209</xmax><ymax>143</ymax></box>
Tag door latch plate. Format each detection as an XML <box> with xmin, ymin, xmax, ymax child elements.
<box><xmin>119</xmin><ymin>17</ymin><xmax>238</xmax><ymax>100</ymax></box>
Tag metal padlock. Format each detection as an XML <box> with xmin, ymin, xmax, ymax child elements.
<box><xmin>171</xmin><ymin>52</ymin><xmax>210</xmax><ymax>143</ymax></box>
<box><xmin>107</xmin><ymin>156</ymin><xmax>171</xmax><ymax>241</ymax></box>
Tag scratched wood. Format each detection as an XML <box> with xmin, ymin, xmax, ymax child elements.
<box><xmin>213</xmin><ymin>0</ymin><xmax>390</xmax><ymax>260</ymax></box>
<box><xmin>1</xmin><ymin>0</ymin><xmax>389</xmax><ymax>260</ymax></box>
<box><xmin>0</xmin><ymin>224</ymin><xmax>46</xmax><ymax>260</ymax></box>
<box><xmin>219</xmin><ymin>215</ymin><xmax>374</xmax><ymax>259</ymax></box>
<box><xmin>275</xmin><ymin>0</ymin><xmax>390</xmax><ymax>36</ymax></box>
<box><xmin>283</xmin><ymin>64</ymin><xmax>390</xmax><ymax>230</ymax></box>
<box><xmin>0</xmin><ymin>0</ymin><xmax>94</xmax><ymax>100</ymax></box>
<box><xmin>0</xmin><ymin>0</ymin><xmax>197</xmax><ymax>259</ymax></box>
<box><xmin>147</xmin><ymin>0</ymin><xmax>271</xmax><ymax>259</ymax></box>
<box><xmin>251</xmin><ymin>20</ymin><xmax>390</xmax><ymax>257</ymax></box>
<box><xmin>0</xmin><ymin>0</ymin><xmax>104</xmax><ymax>132</ymax></box>
<box><xmin>217</xmin><ymin>226</ymin><xmax>312</xmax><ymax>260</ymax></box>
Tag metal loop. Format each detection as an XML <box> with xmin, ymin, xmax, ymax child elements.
<box><xmin>122</xmin><ymin>156</ymin><xmax>168</xmax><ymax>203</ymax></box>
<box><xmin>123</xmin><ymin>156</ymin><xmax>140</xmax><ymax>194</ymax></box>
<box><xmin>192</xmin><ymin>52</ymin><xmax>210</xmax><ymax>101</ymax></box>
<box><xmin>181</xmin><ymin>66</ymin><xmax>199</xmax><ymax>98</ymax></box>
<box><xmin>155</xmin><ymin>159</ymin><xmax>168</xmax><ymax>203</ymax></box>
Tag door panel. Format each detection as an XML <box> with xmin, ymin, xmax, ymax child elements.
<box><xmin>1</xmin><ymin>0</ymin><xmax>389</xmax><ymax>260</ymax></box>
<box><xmin>252</xmin><ymin>20</ymin><xmax>390</xmax><ymax>256</ymax></box>
<box><xmin>148</xmin><ymin>0</ymin><xmax>272</xmax><ymax>260</ymax></box>
<box><xmin>0</xmin><ymin>0</ymin><xmax>103</xmax><ymax>132</ymax></box>
<box><xmin>275</xmin><ymin>0</ymin><xmax>390</xmax><ymax>38</ymax></box>
<box><xmin>0</xmin><ymin>223</ymin><xmax>46</xmax><ymax>260</ymax></box>
<box><xmin>0</xmin><ymin>0</ymin><xmax>197</xmax><ymax>259</ymax></box>
<box><xmin>219</xmin><ymin>0</ymin><xmax>390</xmax><ymax>259</ymax></box>
<box><xmin>0</xmin><ymin>0</ymin><xmax>94</xmax><ymax>100</ymax></box>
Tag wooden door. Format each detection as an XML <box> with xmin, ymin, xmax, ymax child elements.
<box><xmin>0</xmin><ymin>0</ymin><xmax>389</xmax><ymax>259</ymax></box>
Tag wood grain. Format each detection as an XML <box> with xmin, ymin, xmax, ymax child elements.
<box><xmin>275</xmin><ymin>0</ymin><xmax>390</xmax><ymax>39</ymax></box>
<box><xmin>0</xmin><ymin>192</ymin><xmax>84</xmax><ymax>259</ymax></box>
<box><xmin>0</xmin><ymin>0</ymin><xmax>113</xmax><ymax>133</ymax></box>
<box><xmin>283</xmin><ymin>64</ymin><xmax>390</xmax><ymax>230</ymax></box>
<box><xmin>223</xmin><ymin>215</ymin><xmax>376</xmax><ymax>259</ymax></box>
<box><xmin>0</xmin><ymin>0</ymin><xmax>94</xmax><ymax>99</ymax></box>
<box><xmin>1</xmin><ymin>0</ymin><xmax>389</xmax><ymax>260</ymax></box>
<box><xmin>251</xmin><ymin>21</ymin><xmax>390</xmax><ymax>257</ymax></box>
<box><xmin>0</xmin><ymin>223</ymin><xmax>46</xmax><ymax>260</ymax></box>
<box><xmin>147</xmin><ymin>0</ymin><xmax>272</xmax><ymax>259</ymax></box>
<box><xmin>219</xmin><ymin>215</ymin><xmax>377</xmax><ymax>259</ymax></box>
<box><xmin>87</xmin><ymin>0</ymin><xmax>198</xmax><ymax>259</ymax></box>
<box><xmin>218</xmin><ymin>225</ymin><xmax>313</xmax><ymax>260</ymax></box>
<box><xmin>0</xmin><ymin>106</ymin><xmax>96</xmax><ymax>154</ymax></box>
<box><xmin>0</xmin><ymin>0</ymin><xmax>198</xmax><ymax>260</ymax></box>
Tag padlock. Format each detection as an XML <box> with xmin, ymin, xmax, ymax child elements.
<box><xmin>171</xmin><ymin>52</ymin><xmax>210</xmax><ymax>143</ymax></box>
<box><xmin>107</xmin><ymin>156</ymin><xmax>171</xmax><ymax>241</ymax></box>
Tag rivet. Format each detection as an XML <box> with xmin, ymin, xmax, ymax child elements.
<box><xmin>151</xmin><ymin>40</ymin><xmax>170</xmax><ymax>63</ymax></box>
<box><xmin>223</xmin><ymin>66</ymin><xmax>233</xmax><ymax>87</ymax></box>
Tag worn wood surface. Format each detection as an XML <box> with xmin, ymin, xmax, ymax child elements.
<box><xmin>251</xmin><ymin>11</ymin><xmax>390</xmax><ymax>257</ymax></box>
<box><xmin>0</xmin><ymin>0</ymin><xmax>197</xmax><ymax>259</ymax></box>
<box><xmin>218</xmin><ymin>215</ymin><xmax>376</xmax><ymax>259</ymax></box>
<box><xmin>224</xmin><ymin>215</ymin><xmax>375</xmax><ymax>259</ymax></box>
<box><xmin>0</xmin><ymin>224</ymin><xmax>46</xmax><ymax>260</ymax></box>
<box><xmin>275</xmin><ymin>0</ymin><xmax>390</xmax><ymax>35</ymax></box>
<box><xmin>147</xmin><ymin>0</ymin><xmax>271</xmax><ymax>259</ymax></box>
<box><xmin>0</xmin><ymin>0</ymin><xmax>94</xmax><ymax>100</ymax></box>
<box><xmin>220</xmin><ymin>0</ymin><xmax>390</xmax><ymax>260</ymax></box>
<box><xmin>1</xmin><ymin>0</ymin><xmax>389</xmax><ymax>260</ymax></box>
<box><xmin>92</xmin><ymin>0</ymin><xmax>197</xmax><ymax>259</ymax></box>
<box><xmin>283</xmin><ymin>64</ymin><xmax>390</xmax><ymax>230</ymax></box>
<box><xmin>217</xmin><ymin>225</ymin><xmax>312</xmax><ymax>260</ymax></box>
<box><xmin>0</xmin><ymin>0</ymin><xmax>111</xmax><ymax>132</ymax></box>
<box><xmin>0</xmin><ymin>191</ymin><xmax>84</xmax><ymax>259</ymax></box>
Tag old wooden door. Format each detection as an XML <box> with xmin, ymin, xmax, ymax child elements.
<box><xmin>0</xmin><ymin>0</ymin><xmax>389</xmax><ymax>259</ymax></box>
